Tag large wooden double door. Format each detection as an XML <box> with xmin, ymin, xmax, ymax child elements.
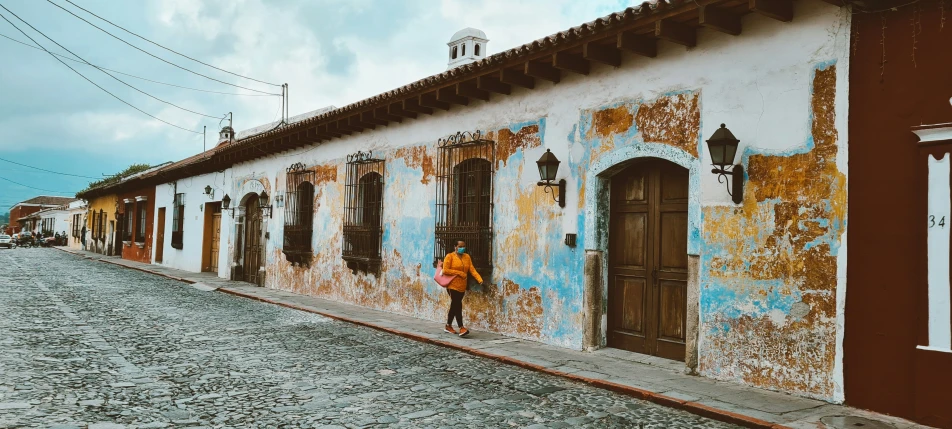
<box><xmin>608</xmin><ymin>159</ymin><xmax>689</xmax><ymax>361</ymax></box>
<box><xmin>243</xmin><ymin>198</ymin><xmax>263</xmax><ymax>285</ymax></box>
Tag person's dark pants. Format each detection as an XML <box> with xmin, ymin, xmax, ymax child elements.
<box><xmin>446</xmin><ymin>289</ymin><xmax>465</xmax><ymax>328</ymax></box>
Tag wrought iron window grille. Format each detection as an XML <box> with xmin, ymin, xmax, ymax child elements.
<box><xmin>123</xmin><ymin>202</ymin><xmax>133</xmax><ymax>242</ymax></box>
<box><xmin>433</xmin><ymin>130</ymin><xmax>495</xmax><ymax>275</ymax></box>
<box><xmin>171</xmin><ymin>193</ymin><xmax>185</xmax><ymax>249</ymax></box>
<box><xmin>343</xmin><ymin>151</ymin><xmax>385</xmax><ymax>275</ymax></box>
<box><xmin>283</xmin><ymin>162</ymin><xmax>316</xmax><ymax>265</ymax></box>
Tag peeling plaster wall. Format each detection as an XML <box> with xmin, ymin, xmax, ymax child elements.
<box><xmin>168</xmin><ymin>1</ymin><xmax>847</xmax><ymax>403</ymax></box>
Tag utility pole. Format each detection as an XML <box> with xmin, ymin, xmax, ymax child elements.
<box><xmin>203</xmin><ymin>125</ymin><xmax>206</xmax><ymax>152</ymax></box>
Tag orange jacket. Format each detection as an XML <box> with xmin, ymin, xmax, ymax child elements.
<box><xmin>442</xmin><ymin>252</ymin><xmax>483</xmax><ymax>292</ymax></box>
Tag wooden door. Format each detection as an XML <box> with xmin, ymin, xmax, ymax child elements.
<box><xmin>243</xmin><ymin>198</ymin><xmax>263</xmax><ymax>285</ymax></box>
<box><xmin>155</xmin><ymin>208</ymin><xmax>165</xmax><ymax>263</ymax></box>
<box><xmin>608</xmin><ymin>159</ymin><xmax>689</xmax><ymax>361</ymax></box>
<box><xmin>209</xmin><ymin>212</ymin><xmax>221</xmax><ymax>273</ymax></box>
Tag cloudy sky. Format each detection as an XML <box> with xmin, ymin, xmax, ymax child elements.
<box><xmin>0</xmin><ymin>0</ymin><xmax>636</xmax><ymax>211</ymax></box>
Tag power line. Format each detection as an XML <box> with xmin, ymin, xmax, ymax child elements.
<box><xmin>0</xmin><ymin>176</ymin><xmax>78</xmax><ymax>194</ymax></box>
<box><xmin>63</xmin><ymin>0</ymin><xmax>282</xmax><ymax>88</ymax></box>
<box><xmin>46</xmin><ymin>0</ymin><xmax>277</xmax><ymax>95</ymax></box>
<box><xmin>4</xmin><ymin>9</ymin><xmax>223</xmax><ymax>120</ymax></box>
<box><xmin>0</xmin><ymin>33</ymin><xmax>280</xmax><ymax>97</ymax></box>
<box><xmin>0</xmin><ymin>156</ymin><xmax>101</xmax><ymax>179</ymax></box>
<box><xmin>0</xmin><ymin>6</ymin><xmax>201</xmax><ymax>134</ymax></box>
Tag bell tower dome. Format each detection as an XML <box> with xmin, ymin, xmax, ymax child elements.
<box><xmin>447</xmin><ymin>27</ymin><xmax>488</xmax><ymax>70</ymax></box>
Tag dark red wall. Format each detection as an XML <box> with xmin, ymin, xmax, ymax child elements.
<box><xmin>117</xmin><ymin>187</ymin><xmax>156</xmax><ymax>264</ymax></box>
<box><xmin>847</xmin><ymin>4</ymin><xmax>952</xmax><ymax>427</ymax></box>
<box><xmin>8</xmin><ymin>205</ymin><xmax>43</xmax><ymax>234</ymax></box>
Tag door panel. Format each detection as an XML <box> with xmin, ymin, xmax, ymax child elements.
<box><xmin>608</xmin><ymin>158</ymin><xmax>688</xmax><ymax>361</ymax></box>
<box><xmin>156</xmin><ymin>208</ymin><xmax>165</xmax><ymax>263</ymax></box>
<box><xmin>243</xmin><ymin>198</ymin><xmax>262</xmax><ymax>285</ymax></box>
<box><xmin>210</xmin><ymin>213</ymin><xmax>221</xmax><ymax>273</ymax></box>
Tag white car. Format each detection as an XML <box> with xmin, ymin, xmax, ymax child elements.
<box><xmin>0</xmin><ymin>234</ymin><xmax>12</xmax><ymax>249</ymax></box>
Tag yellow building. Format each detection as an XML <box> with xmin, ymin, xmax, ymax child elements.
<box><xmin>84</xmin><ymin>194</ymin><xmax>119</xmax><ymax>255</ymax></box>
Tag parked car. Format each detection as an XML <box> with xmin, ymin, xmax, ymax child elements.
<box><xmin>0</xmin><ymin>234</ymin><xmax>11</xmax><ymax>248</ymax></box>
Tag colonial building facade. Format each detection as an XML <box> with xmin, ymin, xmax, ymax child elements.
<box><xmin>77</xmin><ymin>1</ymin><xmax>952</xmax><ymax>426</ymax></box>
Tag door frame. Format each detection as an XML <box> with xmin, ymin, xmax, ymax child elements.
<box><xmin>582</xmin><ymin>143</ymin><xmax>702</xmax><ymax>371</ymax></box>
<box><xmin>231</xmin><ymin>192</ymin><xmax>267</xmax><ymax>285</ymax></box>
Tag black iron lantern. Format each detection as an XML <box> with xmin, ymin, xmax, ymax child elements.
<box><xmin>535</xmin><ymin>149</ymin><xmax>566</xmax><ymax>208</ymax></box>
<box><xmin>258</xmin><ymin>191</ymin><xmax>273</xmax><ymax>218</ymax></box>
<box><xmin>221</xmin><ymin>194</ymin><xmax>231</xmax><ymax>209</ymax></box>
<box><xmin>705</xmin><ymin>123</ymin><xmax>744</xmax><ymax>204</ymax></box>
<box><xmin>204</xmin><ymin>185</ymin><xmax>213</xmax><ymax>197</ymax></box>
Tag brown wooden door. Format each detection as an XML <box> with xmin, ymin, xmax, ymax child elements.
<box><xmin>155</xmin><ymin>208</ymin><xmax>165</xmax><ymax>263</ymax></box>
<box><xmin>243</xmin><ymin>198</ymin><xmax>263</xmax><ymax>285</ymax></box>
<box><xmin>209</xmin><ymin>212</ymin><xmax>221</xmax><ymax>273</ymax></box>
<box><xmin>608</xmin><ymin>159</ymin><xmax>689</xmax><ymax>361</ymax></box>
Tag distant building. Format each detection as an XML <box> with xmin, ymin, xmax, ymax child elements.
<box><xmin>7</xmin><ymin>196</ymin><xmax>77</xmax><ymax>235</ymax></box>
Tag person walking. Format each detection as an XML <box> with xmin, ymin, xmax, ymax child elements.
<box><xmin>80</xmin><ymin>225</ymin><xmax>87</xmax><ymax>250</ymax></box>
<box><xmin>441</xmin><ymin>240</ymin><xmax>483</xmax><ymax>337</ymax></box>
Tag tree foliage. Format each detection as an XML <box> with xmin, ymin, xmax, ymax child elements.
<box><xmin>77</xmin><ymin>163</ymin><xmax>152</xmax><ymax>196</ymax></box>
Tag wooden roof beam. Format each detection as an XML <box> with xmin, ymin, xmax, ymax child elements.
<box><xmin>388</xmin><ymin>102</ymin><xmax>418</xmax><ymax>119</ymax></box>
<box><xmin>420</xmin><ymin>92</ymin><xmax>452</xmax><ymax>110</ymax></box>
<box><xmin>403</xmin><ymin>98</ymin><xmax>434</xmax><ymax>115</ymax></box>
<box><xmin>700</xmin><ymin>5</ymin><xmax>741</xmax><ymax>35</ymax></box>
<box><xmin>617</xmin><ymin>31</ymin><xmax>657</xmax><ymax>58</ymax></box>
<box><xmin>437</xmin><ymin>87</ymin><xmax>469</xmax><ymax>106</ymax></box>
<box><xmin>525</xmin><ymin>61</ymin><xmax>560</xmax><ymax>83</ymax></box>
<box><xmin>349</xmin><ymin>115</ymin><xmax>374</xmax><ymax>131</ymax></box>
<box><xmin>749</xmin><ymin>0</ymin><xmax>792</xmax><ymax>22</ymax></box>
<box><xmin>319</xmin><ymin>124</ymin><xmax>342</xmax><ymax>138</ymax></box>
<box><xmin>374</xmin><ymin>106</ymin><xmax>403</xmax><ymax>123</ymax></box>
<box><xmin>361</xmin><ymin>111</ymin><xmax>388</xmax><ymax>126</ymax></box>
<box><xmin>500</xmin><ymin>69</ymin><xmax>535</xmax><ymax>89</ymax></box>
<box><xmin>583</xmin><ymin>42</ymin><xmax>621</xmax><ymax>67</ymax></box>
<box><xmin>336</xmin><ymin>119</ymin><xmax>361</xmax><ymax>134</ymax></box>
<box><xmin>457</xmin><ymin>81</ymin><xmax>490</xmax><ymax>101</ymax></box>
<box><xmin>553</xmin><ymin>51</ymin><xmax>590</xmax><ymax>75</ymax></box>
<box><xmin>655</xmin><ymin>19</ymin><xmax>696</xmax><ymax>47</ymax></box>
<box><xmin>477</xmin><ymin>75</ymin><xmax>511</xmax><ymax>95</ymax></box>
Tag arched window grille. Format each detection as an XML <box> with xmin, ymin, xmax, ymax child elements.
<box><xmin>284</xmin><ymin>162</ymin><xmax>316</xmax><ymax>265</ymax></box>
<box><xmin>474</xmin><ymin>43</ymin><xmax>480</xmax><ymax>56</ymax></box>
<box><xmin>343</xmin><ymin>151</ymin><xmax>385</xmax><ymax>274</ymax></box>
<box><xmin>434</xmin><ymin>131</ymin><xmax>495</xmax><ymax>272</ymax></box>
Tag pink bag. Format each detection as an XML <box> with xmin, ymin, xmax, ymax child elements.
<box><xmin>434</xmin><ymin>260</ymin><xmax>457</xmax><ymax>287</ymax></box>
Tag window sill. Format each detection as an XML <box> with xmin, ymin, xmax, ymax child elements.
<box><xmin>171</xmin><ymin>243</ymin><xmax>183</xmax><ymax>250</ymax></box>
<box><xmin>122</xmin><ymin>241</ymin><xmax>132</xmax><ymax>246</ymax></box>
<box><xmin>135</xmin><ymin>242</ymin><xmax>145</xmax><ymax>248</ymax></box>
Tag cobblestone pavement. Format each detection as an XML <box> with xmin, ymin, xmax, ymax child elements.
<box><xmin>0</xmin><ymin>249</ymin><xmax>740</xmax><ymax>429</ymax></box>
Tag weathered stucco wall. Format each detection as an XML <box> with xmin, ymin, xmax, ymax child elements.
<box><xmin>198</xmin><ymin>0</ymin><xmax>848</xmax><ymax>402</ymax></box>
<box><xmin>86</xmin><ymin>194</ymin><xmax>118</xmax><ymax>255</ymax></box>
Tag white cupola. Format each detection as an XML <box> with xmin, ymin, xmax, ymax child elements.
<box><xmin>217</xmin><ymin>125</ymin><xmax>235</xmax><ymax>147</ymax></box>
<box><xmin>447</xmin><ymin>27</ymin><xmax>488</xmax><ymax>70</ymax></box>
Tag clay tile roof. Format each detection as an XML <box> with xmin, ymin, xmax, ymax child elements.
<box><xmin>15</xmin><ymin>196</ymin><xmax>77</xmax><ymax>206</ymax></box>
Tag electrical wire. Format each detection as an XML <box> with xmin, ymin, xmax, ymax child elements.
<box><xmin>45</xmin><ymin>0</ymin><xmax>277</xmax><ymax>95</ymax></box>
<box><xmin>3</xmin><ymin>7</ymin><xmax>222</xmax><ymax>120</ymax></box>
<box><xmin>0</xmin><ymin>7</ymin><xmax>201</xmax><ymax>134</ymax></box>
<box><xmin>0</xmin><ymin>156</ymin><xmax>101</xmax><ymax>179</ymax></box>
<box><xmin>62</xmin><ymin>0</ymin><xmax>282</xmax><ymax>88</ymax></box>
<box><xmin>0</xmin><ymin>176</ymin><xmax>78</xmax><ymax>194</ymax></box>
<box><xmin>0</xmin><ymin>33</ymin><xmax>279</xmax><ymax>97</ymax></box>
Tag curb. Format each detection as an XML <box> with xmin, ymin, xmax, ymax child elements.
<box><xmin>58</xmin><ymin>246</ymin><xmax>789</xmax><ymax>429</ymax></box>
<box><xmin>216</xmin><ymin>287</ymin><xmax>790</xmax><ymax>429</ymax></box>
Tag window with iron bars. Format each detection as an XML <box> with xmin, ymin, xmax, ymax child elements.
<box><xmin>283</xmin><ymin>162</ymin><xmax>316</xmax><ymax>265</ymax></box>
<box><xmin>72</xmin><ymin>214</ymin><xmax>81</xmax><ymax>238</ymax></box>
<box><xmin>433</xmin><ymin>131</ymin><xmax>494</xmax><ymax>273</ymax></box>
<box><xmin>171</xmin><ymin>193</ymin><xmax>184</xmax><ymax>249</ymax></box>
<box><xmin>342</xmin><ymin>151</ymin><xmax>385</xmax><ymax>274</ymax></box>
<box><xmin>123</xmin><ymin>202</ymin><xmax>133</xmax><ymax>242</ymax></box>
<box><xmin>136</xmin><ymin>201</ymin><xmax>147</xmax><ymax>243</ymax></box>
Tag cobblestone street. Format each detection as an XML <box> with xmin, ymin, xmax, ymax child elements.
<box><xmin>0</xmin><ymin>249</ymin><xmax>738</xmax><ymax>428</ymax></box>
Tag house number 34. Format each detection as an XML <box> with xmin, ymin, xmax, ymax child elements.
<box><xmin>929</xmin><ymin>215</ymin><xmax>947</xmax><ymax>228</ymax></box>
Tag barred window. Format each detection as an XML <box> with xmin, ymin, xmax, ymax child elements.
<box><xmin>171</xmin><ymin>193</ymin><xmax>184</xmax><ymax>249</ymax></box>
<box><xmin>90</xmin><ymin>211</ymin><xmax>97</xmax><ymax>239</ymax></box>
<box><xmin>283</xmin><ymin>162</ymin><xmax>315</xmax><ymax>265</ymax></box>
<box><xmin>434</xmin><ymin>131</ymin><xmax>494</xmax><ymax>272</ymax></box>
<box><xmin>136</xmin><ymin>201</ymin><xmax>146</xmax><ymax>242</ymax></box>
<box><xmin>72</xmin><ymin>214</ymin><xmax>81</xmax><ymax>238</ymax></box>
<box><xmin>343</xmin><ymin>151</ymin><xmax>384</xmax><ymax>274</ymax></box>
<box><xmin>123</xmin><ymin>202</ymin><xmax>133</xmax><ymax>241</ymax></box>
<box><xmin>98</xmin><ymin>209</ymin><xmax>105</xmax><ymax>241</ymax></box>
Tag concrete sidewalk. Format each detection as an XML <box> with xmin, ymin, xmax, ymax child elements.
<box><xmin>57</xmin><ymin>247</ymin><xmax>930</xmax><ymax>429</ymax></box>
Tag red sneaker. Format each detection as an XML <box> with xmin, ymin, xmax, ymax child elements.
<box><xmin>458</xmin><ymin>327</ymin><xmax>470</xmax><ymax>337</ymax></box>
<box><xmin>444</xmin><ymin>325</ymin><xmax>457</xmax><ymax>334</ymax></box>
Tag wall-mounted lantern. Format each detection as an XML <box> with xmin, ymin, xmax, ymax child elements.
<box><xmin>204</xmin><ymin>185</ymin><xmax>215</xmax><ymax>199</ymax></box>
<box><xmin>536</xmin><ymin>149</ymin><xmax>566</xmax><ymax>208</ymax></box>
<box><xmin>221</xmin><ymin>193</ymin><xmax>235</xmax><ymax>217</ymax></box>
<box><xmin>258</xmin><ymin>191</ymin><xmax>273</xmax><ymax>219</ymax></box>
<box><xmin>706</xmin><ymin>124</ymin><xmax>744</xmax><ymax>204</ymax></box>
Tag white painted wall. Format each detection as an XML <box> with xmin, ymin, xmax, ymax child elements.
<box><xmin>153</xmin><ymin>170</ymin><xmax>232</xmax><ymax>277</ymax></box>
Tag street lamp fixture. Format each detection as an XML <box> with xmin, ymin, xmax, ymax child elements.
<box><xmin>204</xmin><ymin>185</ymin><xmax>214</xmax><ymax>199</ymax></box>
<box><xmin>536</xmin><ymin>149</ymin><xmax>565</xmax><ymax>208</ymax></box>
<box><xmin>221</xmin><ymin>193</ymin><xmax>235</xmax><ymax>218</ymax></box>
<box><xmin>258</xmin><ymin>191</ymin><xmax>273</xmax><ymax>219</ymax></box>
<box><xmin>706</xmin><ymin>123</ymin><xmax>744</xmax><ymax>204</ymax></box>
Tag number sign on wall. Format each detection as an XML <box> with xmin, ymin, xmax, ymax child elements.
<box><xmin>926</xmin><ymin>153</ymin><xmax>952</xmax><ymax>351</ymax></box>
